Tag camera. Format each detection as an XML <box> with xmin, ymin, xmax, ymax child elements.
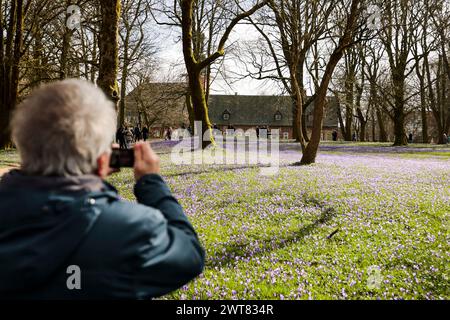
<box><xmin>109</xmin><ymin>148</ymin><xmax>134</xmax><ymax>168</ymax></box>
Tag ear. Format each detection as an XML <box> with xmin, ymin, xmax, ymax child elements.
<box><xmin>96</xmin><ymin>152</ymin><xmax>110</xmax><ymax>179</ymax></box>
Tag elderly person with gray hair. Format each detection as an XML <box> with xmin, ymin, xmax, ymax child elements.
<box><xmin>0</xmin><ymin>79</ymin><xmax>204</xmax><ymax>299</ymax></box>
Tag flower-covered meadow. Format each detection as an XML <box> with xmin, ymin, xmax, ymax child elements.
<box><xmin>107</xmin><ymin>142</ymin><xmax>450</xmax><ymax>300</ymax></box>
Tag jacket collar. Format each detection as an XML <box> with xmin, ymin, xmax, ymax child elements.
<box><xmin>0</xmin><ymin>169</ymin><xmax>114</xmax><ymax>193</ymax></box>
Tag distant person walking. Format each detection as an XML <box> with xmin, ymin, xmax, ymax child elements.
<box><xmin>117</xmin><ymin>126</ymin><xmax>127</xmax><ymax>149</ymax></box>
<box><xmin>134</xmin><ymin>126</ymin><xmax>141</xmax><ymax>142</ymax></box>
<box><xmin>142</xmin><ymin>126</ymin><xmax>149</xmax><ymax>141</ymax></box>
<box><xmin>332</xmin><ymin>130</ymin><xmax>338</xmax><ymax>142</ymax></box>
<box><xmin>352</xmin><ymin>132</ymin><xmax>357</xmax><ymax>142</ymax></box>
<box><xmin>165</xmin><ymin>127</ymin><xmax>173</xmax><ymax>141</ymax></box>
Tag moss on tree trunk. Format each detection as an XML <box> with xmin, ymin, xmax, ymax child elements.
<box><xmin>97</xmin><ymin>0</ymin><xmax>121</xmax><ymax>111</ymax></box>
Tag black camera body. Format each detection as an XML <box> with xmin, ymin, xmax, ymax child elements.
<box><xmin>109</xmin><ymin>148</ymin><xmax>134</xmax><ymax>168</ymax></box>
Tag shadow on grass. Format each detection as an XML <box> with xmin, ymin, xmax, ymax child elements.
<box><xmin>206</xmin><ymin>197</ymin><xmax>336</xmax><ymax>268</ymax></box>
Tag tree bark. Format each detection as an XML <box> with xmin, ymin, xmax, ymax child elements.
<box><xmin>343</xmin><ymin>70</ymin><xmax>354</xmax><ymax>141</ymax></box>
<box><xmin>356</xmin><ymin>108</ymin><xmax>367</xmax><ymax>142</ymax></box>
<box><xmin>376</xmin><ymin>108</ymin><xmax>388</xmax><ymax>142</ymax></box>
<box><xmin>291</xmin><ymin>70</ymin><xmax>306</xmax><ymax>149</ymax></box>
<box><xmin>391</xmin><ymin>68</ymin><xmax>408</xmax><ymax>146</ymax></box>
<box><xmin>0</xmin><ymin>0</ymin><xmax>24</xmax><ymax>149</ymax></box>
<box><xmin>393</xmin><ymin>104</ymin><xmax>407</xmax><ymax>146</ymax></box>
<box><xmin>420</xmin><ymin>82</ymin><xmax>428</xmax><ymax>143</ymax></box>
<box><xmin>185</xmin><ymin>92</ymin><xmax>195</xmax><ymax>131</ymax></box>
<box><xmin>97</xmin><ymin>0</ymin><xmax>121</xmax><ymax>111</ymax></box>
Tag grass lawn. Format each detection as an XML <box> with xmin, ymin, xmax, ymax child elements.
<box><xmin>1</xmin><ymin>142</ymin><xmax>449</xmax><ymax>299</ymax></box>
<box><xmin>110</xmin><ymin>142</ymin><xmax>450</xmax><ymax>300</ymax></box>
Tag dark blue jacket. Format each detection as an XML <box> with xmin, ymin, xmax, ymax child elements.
<box><xmin>0</xmin><ymin>171</ymin><xmax>205</xmax><ymax>299</ymax></box>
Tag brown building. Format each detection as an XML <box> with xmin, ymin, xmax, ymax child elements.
<box><xmin>208</xmin><ymin>94</ymin><xmax>339</xmax><ymax>140</ymax></box>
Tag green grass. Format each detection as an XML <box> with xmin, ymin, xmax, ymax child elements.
<box><xmin>0</xmin><ymin>150</ymin><xmax>20</xmax><ymax>168</ymax></box>
<box><xmin>108</xmin><ymin>152</ymin><xmax>450</xmax><ymax>300</ymax></box>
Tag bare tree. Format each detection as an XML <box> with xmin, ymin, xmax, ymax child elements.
<box><xmin>299</xmin><ymin>0</ymin><xmax>365</xmax><ymax>165</ymax></box>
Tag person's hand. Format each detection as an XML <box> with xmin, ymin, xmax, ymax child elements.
<box><xmin>134</xmin><ymin>141</ymin><xmax>160</xmax><ymax>181</ymax></box>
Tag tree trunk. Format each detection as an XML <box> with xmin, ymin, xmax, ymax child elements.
<box><xmin>343</xmin><ymin>72</ymin><xmax>354</xmax><ymax>141</ymax></box>
<box><xmin>188</xmin><ymin>70</ymin><xmax>213</xmax><ymax>148</ymax></box>
<box><xmin>0</xmin><ymin>0</ymin><xmax>24</xmax><ymax>149</ymax></box>
<box><xmin>356</xmin><ymin>108</ymin><xmax>367</xmax><ymax>142</ymax></box>
<box><xmin>393</xmin><ymin>106</ymin><xmax>407</xmax><ymax>146</ymax></box>
<box><xmin>371</xmin><ymin>107</ymin><xmax>376</xmax><ymax>141</ymax></box>
<box><xmin>91</xmin><ymin>32</ymin><xmax>98</xmax><ymax>82</ymax></box>
<box><xmin>292</xmin><ymin>100</ymin><xmax>301</xmax><ymax>142</ymax></box>
<box><xmin>392</xmin><ymin>70</ymin><xmax>407</xmax><ymax>146</ymax></box>
<box><xmin>60</xmin><ymin>0</ymin><xmax>72</xmax><ymax>79</ymax></box>
<box><xmin>301</xmin><ymin>110</ymin><xmax>309</xmax><ymax>142</ymax></box>
<box><xmin>376</xmin><ymin>108</ymin><xmax>388</xmax><ymax>142</ymax></box>
<box><xmin>296</xmin><ymin>60</ymin><xmax>308</xmax><ymax>144</ymax></box>
<box><xmin>420</xmin><ymin>96</ymin><xmax>428</xmax><ymax>143</ymax></box>
<box><xmin>337</xmin><ymin>103</ymin><xmax>347</xmax><ymax>138</ymax></box>
<box><xmin>291</xmin><ymin>71</ymin><xmax>306</xmax><ymax>149</ymax></box>
<box><xmin>360</xmin><ymin>120</ymin><xmax>366</xmax><ymax>142</ymax></box>
<box><xmin>97</xmin><ymin>0</ymin><xmax>121</xmax><ymax>111</ymax></box>
<box><xmin>119</xmin><ymin>29</ymin><xmax>129</xmax><ymax>127</ymax></box>
<box><xmin>119</xmin><ymin>66</ymin><xmax>128</xmax><ymax>126</ymax></box>
<box><xmin>185</xmin><ymin>92</ymin><xmax>195</xmax><ymax>131</ymax></box>
<box><xmin>415</xmin><ymin>52</ymin><xmax>428</xmax><ymax>143</ymax></box>
<box><xmin>434</xmin><ymin>57</ymin><xmax>448</xmax><ymax>144</ymax></box>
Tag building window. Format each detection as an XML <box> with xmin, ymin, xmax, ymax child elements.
<box><xmin>274</xmin><ymin>111</ymin><xmax>282</xmax><ymax>121</ymax></box>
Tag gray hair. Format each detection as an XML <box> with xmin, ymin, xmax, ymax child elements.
<box><xmin>12</xmin><ymin>79</ymin><xmax>117</xmax><ymax>176</ymax></box>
